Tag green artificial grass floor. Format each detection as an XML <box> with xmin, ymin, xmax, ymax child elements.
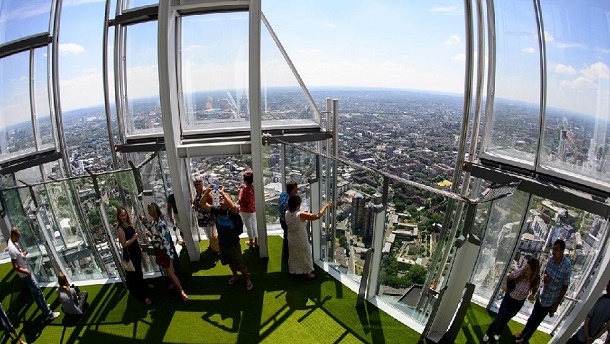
<box><xmin>0</xmin><ymin>236</ymin><xmax>552</xmax><ymax>343</ymax></box>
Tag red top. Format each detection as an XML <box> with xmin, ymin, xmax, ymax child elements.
<box><xmin>238</xmin><ymin>184</ymin><xmax>255</xmax><ymax>213</ymax></box>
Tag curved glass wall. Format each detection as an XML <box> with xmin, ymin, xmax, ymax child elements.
<box><xmin>0</xmin><ymin>51</ymin><xmax>37</xmax><ymax>161</ymax></box>
<box><xmin>483</xmin><ymin>0</ymin><xmax>541</xmax><ymax>167</ymax></box>
<box><xmin>538</xmin><ymin>0</ymin><xmax>610</xmax><ymax>190</ymax></box>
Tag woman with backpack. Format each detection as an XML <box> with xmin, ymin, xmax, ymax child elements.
<box><xmin>483</xmin><ymin>257</ymin><xmax>541</xmax><ymax>342</ymax></box>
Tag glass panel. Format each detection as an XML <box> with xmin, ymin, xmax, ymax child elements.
<box><xmin>260</xmin><ymin>23</ymin><xmax>317</xmax><ymax>128</ymax></box>
<box><xmin>2</xmin><ymin>173</ymin><xmax>55</xmax><ymax>283</ymax></box>
<box><xmin>262</xmin><ymin>143</ymin><xmax>282</xmax><ymax>229</ymax></box>
<box><xmin>100</xmin><ymin>170</ymin><xmax>157</xmax><ymax>275</ymax></box>
<box><xmin>484</xmin><ymin>0</ymin><xmax>541</xmax><ymax>167</ymax></box>
<box><xmin>33</xmin><ymin>47</ymin><xmax>54</xmax><ymax>150</ymax></box>
<box><xmin>181</xmin><ymin>12</ymin><xmax>249</xmax><ymax>133</ymax></box>
<box><xmin>0</xmin><ymin>0</ymin><xmax>52</xmax><ymax>45</ymax></box>
<box><xmin>0</xmin><ymin>51</ymin><xmax>36</xmax><ymax>162</ymax></box>
<box><xmin>60</xmin><ymin>0</ymin><xmax>112</xmax><ymax>171</ymax></box>
<box><xmin>376</xmin><ymin>181</ymin><xmax>454</xmax><ymax>325</ymax></box>
<box><xmin>470</xmin><ymin>190</ymin><xmax>529</xmax><ymax>301</ymax></box>
<box><xmin>474</xmin><ymin>191</ymin><xmax>610</xmax><ymax>332</ymax></box>
<box><xmin>538</xmin><ymin>1</ymin><xmax>610</xmax><ymax>189</ymax></box>
<box><xmin>126</xmin><ymin>0</ymin><xmax>157</xmax><ymax>10</ymax></box>
<box><xmin>39</xmin><ymin>180</ymin><xmax>108</xmax><ymax>281</ymax></box>
<box><xmin>125</xmin><ymin>21</ymin><xmax>161</xmax><ymax>136</ymax></box>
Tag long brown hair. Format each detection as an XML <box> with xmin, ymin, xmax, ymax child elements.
<box><xmin>117</xmin><ymin>207</ymin><xmax>132</xmax><ymax>227</ymax></box>
<box><xmin>526</xmin><ymin>257</ymin><xmax>541</xmax><ymax>291</ymax></box>
<box><xmin>57</xmin><ymin>272</ymin><xmax>71</xmax><ymax>291</ymax></box>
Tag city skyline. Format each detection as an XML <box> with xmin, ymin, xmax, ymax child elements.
<box><xmin>1</xmin><ymin>1</ymin><xmax>609</xmax><ymax>128</ymax></box>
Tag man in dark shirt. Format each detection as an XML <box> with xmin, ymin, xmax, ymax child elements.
<box><xmin>201</xmin><ymin>184</ymin><xmax>253</xmax><ymax>291</ymax></box>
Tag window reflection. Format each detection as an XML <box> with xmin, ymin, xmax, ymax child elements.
<box><xmin>125</xmin><ymin>21</ymin><xmax>162</xmax><ymax>136</ymax></box>
<box><xmin>538</xmin><ymin>0</ymin><xmax>610</xmax><ymax>188</ymax></box>
<box><xmin>485</xmin><ymin>0</ymin><xmax>541</xmax><ymax>166</ymax></box>
<box><xmin>34</xmin><ymin>47</ymin><xmax>54</xmax><ymax>150</ymax></box>
<box><xmin>0</xmin><ymin>0</ymin><xmax>52</xmax><ymax>45</ymax></box>
<box><xmin>0</xmin><ymin>51</ymin><xmax>36</xmax><ymax>162</ymax></box>
<box><xmin>181</xmin><ymin>12</ymin><xmax>249</xmax><ymax>133</ymax></box>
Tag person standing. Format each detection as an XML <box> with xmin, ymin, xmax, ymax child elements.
<box><xmin>278</xmin><ymin>181</ymin><xmax>298</xmax><ymax>260</ymax></box>
<box><xmin>116</xmin><ymin>207</ymin><xmax>152</xmax><ymax>305</ymax></box>
<box><xmin>193</xmin><ymin>179</ymin><xmax>218</xmax><ymax>253</ymax></box>
<box><xmin>7</xmin><ymin>227</ymin><xmax>60</xmax><ymax>321</ymax></box>
<box><xmin>567</xmin><ymin>279</ymin><xmax>610</xmax><ymax>344</ymax></box>
<box><xmin>483</xmin><ymin>258</ymin><xmax>541</xmax><ymax>342</ymax></box>
<box><xmin>144</xmin><ymin>202</ymin><xmax>189</xmax><ymax>302</ymax></box>
<box><xmin>201</xmin><ymin>184</ymin><xmax>253</xmax><ymax>291</ymax></box>
<box><xmin>515</xmin><ymin>239</ymin><xmax>571</xmax><ymax>343</ymax></box>
<box><xmin>285</xmin><ymin>195</ymin><xmax>330</xmax><ymax>278</ymax></box>
<box><xmin>238</xmin><ymin>171</ymin><xmax>257</xmax><ymax>247</ymax></box>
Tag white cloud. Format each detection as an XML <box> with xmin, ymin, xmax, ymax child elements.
<box><xmin>444</xmin><ymin>35</ymin><xmax>460</xmax><ymax>45</ymax></box>
<box><xmin>556</xmin><ymin>42</ymin><xmax>584</xmax><ymax>49</ymax></box>
<box><xmin>521</xmin><ymin>47</ymin><xmax>535</xmax><ymax>54</ymax></box>
<box><xmin>430</xmin><ymin>6</ymin><xmax>458</xmax><ymax>14</ymax></box>
<box><xmin>59</xmin><ymin>43</ymin><xmax>85</xmax><ymax>56</ymax></box>
<box><xmin>322</xmin><ymin>22</ymin><xmax>338</xmax><ymax>29</ymax></box>
<box><xmin>580</xmin><ymin>62</ymin><xmax>610</xmax><ymax>80</ymax></box>
<box><xmin>452</xmin><ymin>54</ymin><xmax>465</xmax><ymax>62</ymax></box>
<box><xmin>553</xmin><ymin>64</ymin><xmax>577</xmax><ymax>75</ymax></box>
<box><xmin>544</xmin><ymin>32</ymin><xmax>554</xmax><ymax>43</ymax></box>
<box><xmin>560</xmin><ymin>77</ymin><xmax>597</xmax><ymax>90</ymax></box>
<box><xmin>184</xmin><ymin>45</ymin><xmax>202</xmax><ymax>52</ymax></box>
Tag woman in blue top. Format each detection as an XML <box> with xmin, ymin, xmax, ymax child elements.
<box><xmin>144</xmin><ymin>202</ymin><xmax>189</xmax><ymax>302</ymax></box>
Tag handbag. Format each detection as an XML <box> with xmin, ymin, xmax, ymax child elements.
<box><xmin>123</xmin><ymin>250</ymin><xmax>136</xmax><ymax>272</ymax></box>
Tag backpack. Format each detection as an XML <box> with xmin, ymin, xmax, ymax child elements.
<box><xmin>229</xmin><ymin>211</ymin><xmax>244</xmax><ymax>235</ymax></box>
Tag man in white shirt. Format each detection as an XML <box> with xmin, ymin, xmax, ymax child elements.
<box><xmin>7</xmin><ymin>227</ymin><xmax>60</xmax><ymax>320</ymax></box>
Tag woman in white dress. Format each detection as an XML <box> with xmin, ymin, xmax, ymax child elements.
<box><xmin>285</xmin><ymin>195</ymin><xmax>330</xmax><ymax>278</ymax></box>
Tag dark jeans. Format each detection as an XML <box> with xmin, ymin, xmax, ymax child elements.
<box><xmin>280</xmin><ymin>220</ymin><xmax>289</xmax><ymax>259</ymax></box>
<box><xmin>486</xmin><ymin>293</ymin><xmax>525</xmax><ymax>337</ymax></box>
<box><xmin>521</xmin><ymin>299</ymin><xmax>552</xmax><ymax>341</ymax></box>
<box><xmin>21</xmin><ymin>275</ymin><xmax>53</xmax><ymax>317</ymax></box>
<box><xmin>0</xmin><ymin>303</ymin><xmax>15</xmax><ymax>334</ymax></box>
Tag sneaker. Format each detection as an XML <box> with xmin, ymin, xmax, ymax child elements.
<box><xmin>48</xmin><ymin>311</ymin><xmax>60</xmax><ymax>320</ymax></box>
<box><xmin>493</xmin><ymin>334</ymin><xmax>500</xmax><ymax>341</ymax></box>
<box><xmin>482</xmin><ymin>334</ymin><xmax>489</xmax><ymax>342</ymax></box>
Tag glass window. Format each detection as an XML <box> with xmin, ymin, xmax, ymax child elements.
<box><xmin>181</xmin><ymin>12</ymin><xmax>249</xmax><ymax>133</ymax></box>
<box><xmin>126</xmin><ymin>0</ymin><xmax>157</xmax><ymax>10</ymax></box>
<box><xmin>260</xmin><ymin>23</ymin><xmax>318</xmax><ymax>129</ymax></box>
<box><xmin>34</xmin><ymin>47</ymin><xmax>54</xmax><ymax>151</ymax></box>
<box><xmin>124</xmin><ymin>21</ymin><xmax>161</xmax><ymax>136</ymax></box>
<box><xmin>483</xmin><ymin>0</ymin><xmax>541</xmax><ymax>167</ymax></box>
<box><xmin>0</xmin><ymin>51</ymin><xmax>36</xmax><ymax>162</ymax></box>
<box><xmin>538</xmin><ymin>1</ymin><xmax>610</xmax><ymax>190</ymax></box>
<box><xmin>0</xmin><ymin>0</ymin><xmax>52</xmax><ymax>45</ymax></box>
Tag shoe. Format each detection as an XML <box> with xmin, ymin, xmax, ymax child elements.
<box><xmin>493</xmin><ymin>334</ymin><xmax>500</xmax><ymax>341</ymax></box>
<box><xmin>228</xmin><ymin>276</ymin><xmax>239</xmax><ymax>285</ymax></box>
<box><xmin>246</xmin><ymin>282</ymin><xmax>254</xmax><ymax>291</ymax></box>
<box><xmin>181</xmin><ymin>290</ymin><xmax>189</xmax><ymax>302</ymax></box>
<box><xmin>48</xmin><ymin>311</ymin><xmax>60</xmax><ymax>320</ymax></box>
<box><xmin>482</xmin><ymin>334</ymin><xmax>489</xmax><ymax>342</ymax></box>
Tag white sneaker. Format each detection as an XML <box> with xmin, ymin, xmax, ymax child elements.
<box><xmin>493</xmin><ymin>334</ymin><xmax>500</xmax><ymax>341</ymax></box>
<box><xmin>482</xmin><ymin>334</ymin><xmax>489</xmax><ymax>342</ymax></box>
<box><xmin>48</xmin><ymin>311</ymin><xmax>60</xmax><ymax>320</ymax></box>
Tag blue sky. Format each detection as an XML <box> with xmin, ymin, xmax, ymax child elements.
<box><xmin>0</xmin><ymin>0</ymin><xmax>609</xmax><ymax>127</ymax></box>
